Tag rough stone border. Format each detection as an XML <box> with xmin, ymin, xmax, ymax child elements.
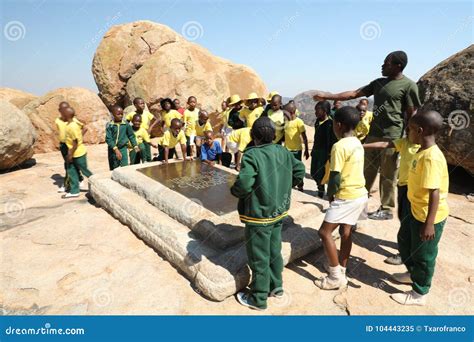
<box><xmin>111</xmin><ymin>161</ymin><xmax>324</xmax><ymax>250</ymax></box>
<box><xmin>89</xmin><ymin>171</ymin><xmax>330</xmax><ymax>301</ymax></box>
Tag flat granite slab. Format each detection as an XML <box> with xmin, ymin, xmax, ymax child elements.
<box><xmin>111</xmin><ymin>161</ymin><xmax>324</xmax><ymax>250</ymax></box>
<box><xmin>89</xmin><ymin>169</ymin><xmax>331</xmax><ymax>301</ymax></box>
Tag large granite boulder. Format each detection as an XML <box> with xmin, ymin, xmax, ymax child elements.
<box><xmin>23</xmin><ymin>87</ymin><xmax>110</xmax><ymax>153</ymax></box>
<box><xmin>92</xmin><ymin>20</ymin><xmax>267</xmax><ymax>112</ymax></box>
<box><xmin>417</xmin><ymin>45</ymin><xmax>473</xmax><ymax>174</ymax></box>
<box><xmin>0</xmin><ymin>100</ymin><xmax>36</xmax><ymax>170</ymax></box>
<box><xmin>0</xmin><ymin>87</ymin><xmax>38</xmax><ymax>109</ymax></box>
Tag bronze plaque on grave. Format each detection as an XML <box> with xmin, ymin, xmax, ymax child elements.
<box><xmin>137</xmin><ymin>161</ymin><xmax>238</xmax><ymax>215</ymax></box>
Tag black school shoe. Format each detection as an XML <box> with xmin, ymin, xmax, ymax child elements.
<box><xmin>236</xmin><ymin>292</ymin><xmax>266</xmax><ymax>311</ymax></box>
<box><xmin>368</xmin><ymin>208</ymin><xmax>393</xmax><ymax>220</ymax></box>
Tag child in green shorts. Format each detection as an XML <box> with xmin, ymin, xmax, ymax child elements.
<box><xmin>129</xmin><ymin>114</ymin><xmax>157</xmax><ymax>165</ymax></box>
<box><xmin>63</xmin><ymin>107</ymin><xmax>93</xmax><ymax>198</ymax></box>
<box><xmin>106</xmin><ymin>105</ymin><xmax>139</xmax><ymax>170</ymax></box>
<box><xmin>231</xmin><ymin>117</ymin><xmax>306</xmax><ymax>311</ymax></box>
<box><xmin>390</xmin><ymin>110</ymin><xmax>449</xmax><ymax>306</ymax></box>
<box><xmin>125</xmin><ymin>97</ymin><xmax>157</xmax><ymax>162</ymax></box>
<box><xmin>54</xmin><ymin>101</ymin><xmax>86</xmax><ymax>193</ymax></box>
<box><xmin>363</xmin><ymin>132</ymin><xmax>420</xmax><ymax>265</ymax></box>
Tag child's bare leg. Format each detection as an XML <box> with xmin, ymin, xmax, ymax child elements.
<box><xmin>338</xmin><ymin>224</ymin><xmax>353</xmax><ymax>268</ymax></box>
<box><xmin>318</xmin><ymin>221</ymin><xmax>340</xmax><ymax>266</ymax></box>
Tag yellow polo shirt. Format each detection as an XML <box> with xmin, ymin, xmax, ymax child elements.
<box><xmin>355</xmin><ymin>111</ymin><xmax>373</xmax><ymax>141</ymax></box>
<box><xmin>229</xmin><ymin>127</ymin><xmax>252</xmax><ymax>152</ymax></box>
<box><xmin>158</xmin><ymin>130</ymin><xmax>186</xmax><ymax>149</ymax></box>
<box><xmin>162</xmin><ymin>110</ymin><xmax>182</xmax><ymax>129</ymax></box>
<box><xmin>128</xmin><ymin>127</ymin><xmax>151</xmax><ymax>149</ymax></box>
<box><xmin>284</xmin><ymin>118</ymin><xmax>306</xmax><ymax>151</ymax></box>
<box><xmin>240</xmin><ymin>106</ymin><xmax>263</xmax><ymax>128</ymax></box>
<box><xmin>268</xmin><ymin>109</ymin><xmax>285</xmax><ymax>143</ymax></box>
<box><xmin>65</xmin><ymin>121</ymin><xmax>86</xmax><ymax>158</ymax></box>
<box><xmin>393</xmin><ymin>138</ymin><xmax>420</xmax><ymax>186</ymax></box>
<box><xmin>408</xmin><ymin>145</ymin><xmax>449</xmax><ymax>224</ymax></box>
<box><xmin>125</xmin><ymin>111</ymin><xmax>155</xmax><ymax>130</ymax></box>
<box><xmin>55</xmin><ymin>117</ymin><xmax>83</xmax><ymax>143</ymax></box>
<box><xmin>183</xmin><ymin>108</ymin><xmax>199</xmax><ymax>136</ymax></box>
<box><xmin>330</xmin><ymin>136</ymin><xmax>367</xmax><ymax>200</ymax></box>
<box><xmin>195</xmin><ymin>120</ymin><xmax>212</xmax><ymax>137</ymax></box>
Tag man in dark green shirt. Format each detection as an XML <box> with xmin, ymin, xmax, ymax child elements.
<box><xmin>313</xmin><ymin>51</ymin><xmax>421</xmax><ymax>220</ymax></box>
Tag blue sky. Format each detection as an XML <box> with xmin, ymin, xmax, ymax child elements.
<box><xmin>1</xmin><ymin>0</ymin><xmax>472</xmax><ymax>97</ymax></box>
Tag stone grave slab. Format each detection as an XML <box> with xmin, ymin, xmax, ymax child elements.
<box><xmin>111</xmin><ymin>161</ymin><xmax>322</xmax><ymax>250</ymax></box>
<box><xmin>89</xmin><ymin>160</ymin><xmax>334</xmax><ymax>301</ymax></box>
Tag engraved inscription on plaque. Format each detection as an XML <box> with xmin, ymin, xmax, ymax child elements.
<box><xmin>137</xmin><ymin>161</ymin><xmax>238</xmax><ymax>215</ymax></box>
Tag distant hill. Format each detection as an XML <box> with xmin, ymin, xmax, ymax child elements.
<box><xmin>286</xmin><ymin>90</ymin><xmax>374</xmax><ymax>126</ymax></box>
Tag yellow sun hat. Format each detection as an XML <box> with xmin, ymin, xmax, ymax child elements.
<box><xmin>228</xmin><ymin>94</ymin><xmax>242</xmax><ymax>106</ymax></box>
<box><xmin>245</xmin><ymin>92</ymin><xmax>264</xmax><ymax>105</ymax></box>
<box><xmin>266</xmin><ymin>91</ymin><xmax>280</xmax><ymax>102</ymax></box>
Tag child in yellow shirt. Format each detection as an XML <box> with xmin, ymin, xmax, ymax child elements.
<box><xmin>194</xmin><ymin>110</ymin><xmax>213</xmax><ymax>158</ymax></box>
<box><xmin>63</xmin><ymin>107</ymin><xmax>93</xmax><ymax>198</ymax></box>
<box><xmin>315</xmin><ymin>107</ymin><xmax>368</xmax><ymax>290</ymax></box>
<box><xmin>227</xmin><ymin>125</ymin><xmax>252</xmax><ymax>171</ymax></box>
<box><xmin>156</xmin><ymin>118</ymin><xmax>190</xmax><ymax>163</ymax></box>
<box><xmin>125</xmin><ymin>97</ymin><xmax>157</xmax><ymax>162</ymax></box>
<box><xmin>183</xmin><ymin>96</ymin><xmax>199</xmax><ymax>158</ymax></box>
<box><xmin>160</xmin><ymin>98</ymin><xmax>182</xmax><ymax>130</ymax></box>
<box><xmin>54</xmin><ymin>101</ymin><xmax>86</xmax><ymax>193</ymax></box>
<box><xmin>354</xmin><ymin>102</ymin><xmax>373</xmax><ymax>142</ymax></box>
<box><xmin>363</xmin><ymin>134</ymin><xmax>420</xmax><ymax>265</ymax></box>
<box><xmin>283</xmin><ymin>102</ymin><xmax>309</xmax><ymax>191</ymax></box>
<box><xmin>239</xmin><ymin>92</ymin><xmax>264</xmax><ymax>128</ymax></box>
<box><xmin>390</xmin><ymin>110</ymin><xmax>449</xmax><ymax>306</ymax></box>
<box><xmin>129</xmin><ymin>114</ymin><xmax>158</xmax><ymax>164</ymax></box>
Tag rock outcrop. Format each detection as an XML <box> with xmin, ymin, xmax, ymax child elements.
<box><xmin>0</xmin><ymin>87</ymin><xmax>38</xmax><ymax>109</ymax></box>
<box><xmin>92</xmin><ymin>21</ymin><xmax>267</xmax><ymax>112</ymax></box>
<box><xmin>23</xmin><ymin>87</ymin><xmax>110</xmax><ymax>153</ymax></box>
<box><xmin>0</xmin><ymin>100</ymin><xmax>36</xmax><ymax>170</ymax></box>
<box><xmin>418</xmin><ymin>44</ymin><xmax>473</xmax><ymax>174</ymax></box>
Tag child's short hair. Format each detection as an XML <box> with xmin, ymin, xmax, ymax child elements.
<box><xmin>315</xmin><ymin>100</ymin><xmax>331</xmax><ymax>115</ymax></box>
<box><xmin>111</xmin><ymin>104</ymin><xmax>123</xmax><ymax>112</ymax></box>
<box><xmin>133</xmin><ymin>97</ymin><xmax>144</xmax><ymax>105</ymax></box>
<box><xmin>410</xmin><ymin>109</ymin><xmax>443</xmax><ymax>135</ymax></box>
<box><xmin>132</xmin><ymin>113</ymin><xmax>142</xmax><ymax>121</ymax></box>
<box><xmin>170</xmin><ymin>118</ymin><xmax>181</xmax><ymax>127</ymax></box>
<box><xmin>251</xmin><ymin>117</ymin><xmax>275</xmax><ymax>144</ymax></box>
<box><xmin>334</xmin><ymin>106</ymin><xmax>360</xmax><ymax>130</ymax></box>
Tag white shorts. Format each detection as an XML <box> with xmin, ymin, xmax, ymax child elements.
<box><xmin>226</xmin><ymin>141</ymin><xmax>239</xmax><ymax>154</ymax></box>
<box><xmin>324</xmin><ymin>195</ymin><xmax>368</xmax><ymax>225</ymax></box>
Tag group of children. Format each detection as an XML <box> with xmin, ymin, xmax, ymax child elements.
<box><xmin>54</xmin><ymin>91</ymin><xmax>449</xmax><ymax>312</ymax></box>
<box><xmin>230</xmin><ymin>100</ymin><xmax>448</xmax><ymax>311</ymax></box>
